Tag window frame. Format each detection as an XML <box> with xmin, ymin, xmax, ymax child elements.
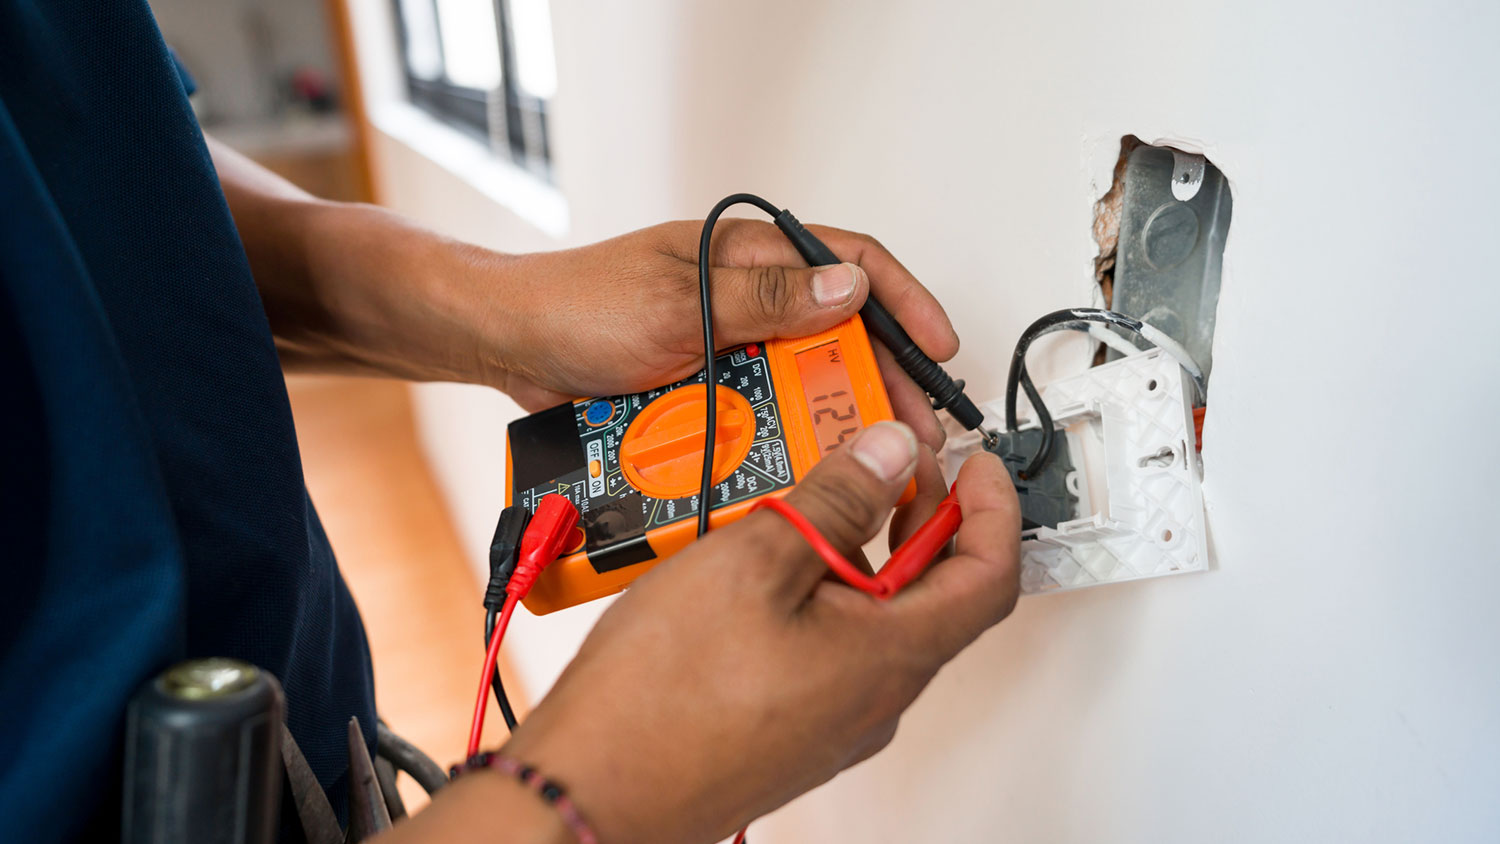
<box><xmin>391</xmin><ymin>0</ymin><xmax>552</xmax><ymax>177</ymax></box>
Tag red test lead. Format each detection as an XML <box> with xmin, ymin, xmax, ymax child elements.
<box><xmin>751</xmin><ymin>485</ymin><xmax>963</xmax><ymax>599</ymax></box>
<box><xmin>872</xmin><ymin>488</ymin><xmax>962</xmax><ymax>595</ymax></box>
<box><xmin>466</xmin><ymin>495</ymin><xmax>580</xmax><ymax>758</ymax></box>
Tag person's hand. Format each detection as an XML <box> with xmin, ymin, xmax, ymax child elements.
<box><xmin>475</xmin><ymin>219</ymin><xmax>960</xmax><ymax>449</ymax></box>
<box><xmin>480</xmin><ymin>422</ymin><xmax>1018</xmax><ymax>844</ymax></box>
<box><xmin>214</xmin><ymin>142</ymin><xmax>955</xmax><ymax>445</ymax></box>
<box><xmin>384</xmin><ymin>422</ymin><xmax>1019</xmax><ymax>844</ymax></box>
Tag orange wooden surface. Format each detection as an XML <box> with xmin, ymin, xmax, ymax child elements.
<box><xmin>288</xmin><ymin>375</ymin><xmax>525</xmax><ymax>812</ymax></box>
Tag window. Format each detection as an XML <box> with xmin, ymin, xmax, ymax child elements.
<box><xmin>393</xmin><ymin>0</ymin><xmax>555</xmax><ymax>178</ymax></box>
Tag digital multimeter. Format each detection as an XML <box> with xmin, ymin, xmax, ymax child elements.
<box><xmin>504</xmin><ymin>315</ymin><xmax>904</xmax><ymax>614</ymax></box>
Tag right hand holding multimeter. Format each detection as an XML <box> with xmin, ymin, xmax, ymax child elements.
<box><xmin>502</xmin><ymin>195</ymin><xmax>995</xmax><ymax>614</ymax></box>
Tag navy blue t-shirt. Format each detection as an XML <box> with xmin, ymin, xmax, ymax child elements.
<box><xmin>0</xmin><ymin>2</ymin><xmax>377</xmax><ymax>840</ymax></box>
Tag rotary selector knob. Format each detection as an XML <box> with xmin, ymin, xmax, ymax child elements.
<box><xmin>618</xmin><ymin>385</ymin><xmax>755</xmax><ymax>500</ymax></box>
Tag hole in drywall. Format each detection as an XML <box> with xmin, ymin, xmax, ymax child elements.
<box><xmin>1146</xmin><ymin>378</ymin><xmax>1158</xmax><ymax>392</ymax></box>
<box><xmin>1090</xmin><ymin>135</ymin><xmax>1143</xmax><ymax>318</ymax></box>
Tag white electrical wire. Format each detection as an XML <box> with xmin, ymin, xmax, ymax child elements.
<box><xmin>1037</xmin><ymin>316</ymin><xmax>1208</xmax><ymax>401</ymax></box>
<box><xmin>1134</xmin><ymin>321</ymin><xmax>1207</xmax><ymax>399</ymax></box>
<box><xmin>1085</xmin><ymin>324</ymin><xmax>1143</xmax><ymax>358</ymax></box>
<box><xmin>1032</xmin><ymin>321</ymin><xmax>1140</xmax><ymax>359</ymax></box>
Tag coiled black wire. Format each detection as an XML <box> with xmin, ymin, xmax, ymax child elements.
<box><xmin>695</xmin><ymin>193</ymin><xmax>782</xmax><ymax>844</ymax></box>
<box><xmin>696</xmin><ymin>194</ymin><xmax>780</xmax><ymax>537</ymax></box>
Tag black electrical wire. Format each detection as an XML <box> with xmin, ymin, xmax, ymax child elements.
<box><xmin>696</xmin><ymin>194</ymin><xmax>780</xmax><ymax>537</ymax></box>
<box><xmin>697</xmin><ymin>195</ymin><xmax>780</xmax><ymax>844</ymax></box>
<box><xmin>1015</xmin><ymin>367</ymin><xmax>1053</xmax><ymax>479</ymax></box>
<box><xmin>1004</xmin><ymin>308</ymin><xmax>1206</xmax><ymax>479</ymax></box>
<box><xmin>1012</xmin><ymin>320</ymin><xmax>1129</xmax><ymax>477</ymax></box>
<box><xmin>372</xmin><ymin>755</ymin><xmax>407</xmax><ymax>820</ymax></box>
<box><xmin>483</xmin><ymin>506</ymin><xmax>528</xmax><ymax>733</ymax></box>
<box><xmin>485</xmin><ymin>608</ymin><xmax>520</xmax><ymax>731</ymax></box>
<box><xmin>376</xmin><ymin>721</ymin><xmax>450</xmax><ymax>796</ymax></box>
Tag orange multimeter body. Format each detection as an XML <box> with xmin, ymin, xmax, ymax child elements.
<box><xmin>504</xmin><ymin>314</ymin><xmax>912</xmax><ymax>615</ymax></box>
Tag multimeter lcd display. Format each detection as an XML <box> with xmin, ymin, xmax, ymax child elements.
<box><xmin>795</xmin><ymin>340</ymin><xmax>865</xmax><ymax>455</ymax></box>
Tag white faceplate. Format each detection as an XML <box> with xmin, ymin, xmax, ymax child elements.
<box><xmin>945</xmin><ymin>348</ymin><xmax>1208</xmax><ymax>593</ymax></box>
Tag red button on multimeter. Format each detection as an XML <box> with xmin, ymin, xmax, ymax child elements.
<box><xmin>504</xmin><ymin>315</ymin><xmax>912</xmax><ymax>614</ymax></box>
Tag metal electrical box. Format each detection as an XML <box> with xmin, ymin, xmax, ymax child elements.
<box><xmin>1109</xmin><ymin>145</ymin><xmax>1232</xmax><ymax>382</ymax></box>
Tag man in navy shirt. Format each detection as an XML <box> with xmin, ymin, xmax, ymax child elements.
<box><xmin>1</xmin><ymin>1</ymin><xmax>1021</xmax><ymax>841</ymax></box>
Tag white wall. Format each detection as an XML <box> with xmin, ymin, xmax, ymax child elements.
<box><xmin>345</xmin><ymin>1</ymin><xmax>1500</xmax><ymax>840</ymax></box>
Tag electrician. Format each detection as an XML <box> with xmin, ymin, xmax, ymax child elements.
<box><xmin>0</xmin><ymin>2</ymin><xmax>1021</xmax><ymax>841</ymax></box>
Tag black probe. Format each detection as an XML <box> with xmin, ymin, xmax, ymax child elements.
<box><xmin>770</xmin><ymin>209</ymin><xmax>998</xmax><ymax>446</ymax></box>
<box><xmin>482</xmin><ymin>505</ymin><xmax>529</xmax><ymax>731</ymax></box>
<box><xmin>697</xmin><ymin>194</ymin><xmax>999</xmax><ymax>539</ymax></box>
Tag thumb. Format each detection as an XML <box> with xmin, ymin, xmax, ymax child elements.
<box><xmin>743</xmin><ymin>421</ymin><xmax>918</xmax><ymax>606</ymax></box>
<box><xmin>708</xmin><ymin>262</ymin><xmax>868</xmax><ymax>346</ymax></box>
<box><xmin>889</xmin><ymin>450</ymin><xmax>1022</xmax><ymax>659</ymax></box>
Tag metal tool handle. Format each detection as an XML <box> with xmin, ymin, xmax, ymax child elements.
<box><xmin>122</xmin><ymin>659</ymin><xmax>284</xmax><ymax>844</ymax></box>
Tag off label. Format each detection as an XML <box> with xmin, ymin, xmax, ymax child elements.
<box><xmin>586</xmin><ymin>438</ymin><xmax>605</xmax><ymax>497</ymax></box>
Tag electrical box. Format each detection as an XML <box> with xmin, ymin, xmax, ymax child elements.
<box><xmin>1109</xmin><ymin>145</ymin><xmax>1232</xmax><ymax>381</ymax></box>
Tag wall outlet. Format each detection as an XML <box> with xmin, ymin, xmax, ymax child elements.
<box><xmin>947</xmin><ymin>348</ymin><xmax>1208</xmax><ymax>593</ymax></box>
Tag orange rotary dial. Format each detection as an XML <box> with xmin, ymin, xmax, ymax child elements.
<box><xmin>618</xmin><ymin>384</ymin><xmax>756</xmax><ymax>500</ymax></box>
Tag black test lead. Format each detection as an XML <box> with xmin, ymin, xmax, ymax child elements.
<box><xmin>767</xmin><ymin>207</ymin><xmax>1000</xmax><ymax>449</ymax></box>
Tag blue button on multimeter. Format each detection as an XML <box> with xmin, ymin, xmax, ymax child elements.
<box><xmin>583</xmin><ymin>400</ymin><xmax>614</xmax><ymax>427</ymax></box>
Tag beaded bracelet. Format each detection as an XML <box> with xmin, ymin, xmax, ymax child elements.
<box><xmin>451</xmin><ymin>752</ymin><xmax>600</xmax><ymax>844</ymax></box>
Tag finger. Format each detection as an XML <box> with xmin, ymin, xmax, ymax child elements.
<box><xmin>704</xmin><ymin>217</ymin><xmax>958</xmax><ymax>362</ymax></box>
<box><xmin>503</xmin><ymin>379</ymin><xmax>574</xmax><ymax>413</ymax></box>
<box><xmin>746</xmin><ymin>421</ymin><xmax>920</xmax><ymax>606</ymax></box>
<box><xmin>887</xmin><ymin>446</ymin><xmax>947</xmax><ymax>552</ymax></box>
<box><xmin>846</xmin><ymin>548</ymin><xmax>876</xmax><ymax>578</ymax></box>
<box><xmin>847</xmin><ymin>717</ymin><xmax>901</xmax><ymax>768</ymax></box>
<box><xmin>873</xmin><ymin>342</ymin><xmax>946</xmax><ymax>452</ymax></box>
<box><xmin>705</xmin><ymin>261</ymin><xmax>868</xmax><ymax>348</ymax></box>
<box><xmin>804</xmin><ymin>225</ymin><xmax>959</xmax><ymax>362</ymax></box>
<box><xmin>706</xmin><ymin>217</ymin><xmax>811</xmax><ymax>267</ymax></box>
<box><xmin>888</xmin><ymin>451</ymin><xmax>1022</xmax><ymax>659</ymax></box>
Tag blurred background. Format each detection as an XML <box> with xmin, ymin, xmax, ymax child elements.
<box><xmin>145</xmin><ymin>0</ymin><xmax>1498</xmax><ymax>840</ymax></box>
<box><xmin>151</xmin><ymin>0</ymin><xmax>368</xmax><ymax>201</ymax></box>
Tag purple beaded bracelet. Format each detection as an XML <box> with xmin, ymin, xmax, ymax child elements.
<box><xmin>451</xmin><ymin>752</ymin><xmax>601</xmax><ymax>844</ymax></box>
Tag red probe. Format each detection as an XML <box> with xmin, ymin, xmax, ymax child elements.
<box><xmin>752</xmin><ymin>486</ymin><xmax>963</xmax><ymax>598</ymax></box>
<box><xmin>466</xmin><ymin>494</ymin><xmax>580</xmax><ymax>758</ymax></box>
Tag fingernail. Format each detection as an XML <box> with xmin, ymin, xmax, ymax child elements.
<box><xmin>812</xmin><ymin>263</ymin><xmax>861</xmax><ymax>307</ymax></box>
<box><xmin>851</xmin><ymin>421</ymin><xmax>918</xmax><ymax>483</ymax></box>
